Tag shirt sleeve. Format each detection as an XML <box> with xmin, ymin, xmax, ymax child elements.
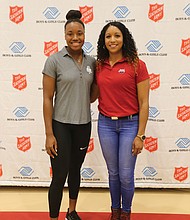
<box><xmin>42</xmin><ymin>55</ymin><xmax>57</xmax><ymax>79</ymax></box>
<box><xmin>136</xmin><ymin>59</ymin><xmax>149</xmax><ymax>83</ymax></box>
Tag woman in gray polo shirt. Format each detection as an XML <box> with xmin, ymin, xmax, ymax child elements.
<box><xmin>42</xmin><ymin>10</ymin><xmax>95</xmax><ymax>220</ymax></box>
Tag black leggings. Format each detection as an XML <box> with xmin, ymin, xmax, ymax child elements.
<box><xmin>49</xmin><ymin>120</ymin><xmax>91</xmax><ymax>218</ymax></box>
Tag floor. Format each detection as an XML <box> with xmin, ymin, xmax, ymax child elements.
<box><xmin>0</xmin><ymin>187</ymin><xmax>190</xmax><ymax>214</ymax></box>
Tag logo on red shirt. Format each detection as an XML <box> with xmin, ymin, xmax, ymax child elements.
<box><xmin>174</xmin><ymin>167</ymin><xmax>188</xmax><ymax>182</ymax></box>
<box><xmin>149</xmin><ymin>73</ymin><xmax>160</xmax><ymax>90</ymax></box>
<box><xmin>87</xmin><ymin>138</ymin><xmax>94</xmax><ymax>153</ymax></box>
<box><xmin>17</xmin><ymin>136</ymin><xmax>31</xmax><ymax>152</ymax></box>
<box><xmin>177</xmin><ymin>105</ymin><xmax>190</xmax><ymax>122</ymax></box>
<box><xmin>79</xmin><ymin>6</ymin><xmax>93</xmax><ymax>24</ymax></box>
<box><xmin>180</xmin><ymin>38</ymin><xmax>190</xmax><ymax>56</ymax></box>
<box><xmin>144</xmin><ymin>136</ymin><xmax>158</xmax><ymax>152</ymax></box>
<box><xmin>148</xmin><ymin>4</ymin><xmax>164</xmax><ymax>22</ymax></box>
<box><xmin>12</xmin><ymin>74</ymin><xmax>27</xmax><ymax>91</ymax></box>
<box><xmin>9</xmin><ymin>6</ymin><xmax>24</xmax><ymax>24</ymax></box>
<box><xmin>44</xmin><ymin>41</ymin><xmax>58</xmax><ymax>57</ymax></box>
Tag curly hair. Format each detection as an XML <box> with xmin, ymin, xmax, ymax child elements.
<box><xmin>97</xmin><ymin>22</ymin><xmax>138</xmax><ymax>66</ymax></box>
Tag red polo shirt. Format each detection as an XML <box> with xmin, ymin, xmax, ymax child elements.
<box><xmin>96</xmin><ymin>59</ymin><xmax>149</xmax><ymax>117</ymax></box>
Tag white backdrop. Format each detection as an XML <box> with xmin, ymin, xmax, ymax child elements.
<box><xmin>0</xmin><ymin>1</ymin><xmax>190</xmax><ymax>188</ymax></box>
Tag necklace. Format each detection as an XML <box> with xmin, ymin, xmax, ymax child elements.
<box><xmin>67</xmin><ymin>47</ymin><xmax>83</xmax><ymax>63</ymax></box>
<box><xmin>77</xmin><ymin>57</ymin><xmax>81</xmax><ymax>63</ymax></box>
<box><xmin>76</xmin><ymin>55</ymin><xmax>82</xmax><ymax>63</ymax></box>
<box><xmin>70</xmin><ymin>54</ymin><xmax>82</xmax><ymax>64</ymax></box>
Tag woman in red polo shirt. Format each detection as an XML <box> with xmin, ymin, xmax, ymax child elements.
<box><xmin>92</xmin><ymin>22</ymin><xmax>149</xmax><ymax>220</ymax></box>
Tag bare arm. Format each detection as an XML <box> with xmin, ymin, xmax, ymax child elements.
<box><xmin>90</xmin><ymin>81</ymin><xmax>99</xmax><ymax>103</ymax></box>
<box><xmin>132</xmin><ymin>78</ymin><xmax>150</xmax><ymax>156</ymax></box>
<box><xmin>43</xmin><ymin>74</ymin><xmax>57</xmax><ymax>158</ymax></box>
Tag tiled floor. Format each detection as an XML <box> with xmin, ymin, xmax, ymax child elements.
<box><xmin>0</xmin><ymin>187</ymin><xmax>190</xmax><ymax>214</ymax></box>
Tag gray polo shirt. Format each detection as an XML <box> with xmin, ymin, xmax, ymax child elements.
<box><xmin>42</xmin><ymin>47</ymin><xmax>95</xmax><ymax>124</ymax></box>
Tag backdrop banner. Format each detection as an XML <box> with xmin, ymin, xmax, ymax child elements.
<box><xmin>0</xmin><ymin>1</ymin><xmax>190</xmax><ymax>188</ymax></box>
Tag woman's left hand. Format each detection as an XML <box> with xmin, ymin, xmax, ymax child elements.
<box><xmin>132</xmin><ymin>137</ymin><xmax>144</xmax><ymax>156</ymax></box>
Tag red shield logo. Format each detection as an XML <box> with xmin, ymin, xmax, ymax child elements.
<box><xmin>79</xmin><ymin>6</ymin><xmax>94</xmax><ymax>24</ymax></box>
<box><xmin>149</xmin><ymin>73</ymin><xmax>160</xmax><ymax>90</ymax></box>
<box><xmin>0</xmin><ymin>164</ymin><xmax>3</xmax><ymax>177</ymax></box>
<box><xmin>148</xmin><ymin>4</ymin><xmax>164</xmax><ymax>22</ymax></box>
<box><xmin>180</xmin><ymin>38</ymin><xmax>190</xmax><ymax>56</ymax></box>
<box><xmin>50</xmin><ymin>167</ymin><xmax>53</xmax><ymax>178</ymax></box>
<box><xmin>12</xmin><ymin>74</ymin><xmax>27</xmax><ymax>90</ymax></box>
<box><xmin>44</xmin><ymin>41</ymin><xmax>58</xmax><ymax>57</ymax></box>
<box><xmin>17</xmin><ymin>136</ymin><xmax>31</xmax><ymax>152</ymax></box>
<box><xmin>177</xmin><ymin>105</ymin><xmax>190</xmax><ymax>122</ymax></box>
<box><xmin>144</xmin><ymin>136</ymin><xmax>158</xmax><ymax>153</ymax></box>
<box><xmin>87</xmin><ymin>138</ymin><xmax>94</xmax><ymax>153</ymax></box>
<box><xmin>9</xmin><ymin>6</ymin><xmax>24</xmax><ymax>24</ymax></box>
<box><xmin>174</xmin><ymin>167</ymin><xmax>188</xmax><ymax>182</ymax></box>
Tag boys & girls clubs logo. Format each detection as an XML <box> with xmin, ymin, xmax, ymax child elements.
<box><xmin>169</xmin><ymin>138</ymin><xmax>190</xmax><ymax>153</ymax></box>
<box><xmin>175</xmin><ymin>3</ymin><xmax>190</xmax><ymax>21</ymax></box>
<box><xmin>149</xmin><ymin>107</ymin><xmax>165</xmax><ymax>122</ymax></box>
<box><xmin>7</xmin><ymin>106</ymin><xmax>35</xmax><ymax>122</ymax></box>
<box><xmin>171</xmin><ymin>73</ymin><xmax>190</xmax><ymax>90</ymax></box>
<box><xmin>136</xmin><ymin>166</ymin><xmax>162</xmax><ymax>182</ymax></box>
<box><xmin>105</xmin><ymin>6</ymin><xmax>135</xmax><ymax>23</ymax></box>
<box><xmin>139</xmin><ymin>40</ymin><xmax>167</xmax><ymax>57</ymax></box>
<box><xmin>2</xmin><ymin>42</ymin><xmax>31</xmax><ymax>58</ymax></box>
<box><xmin>36</xmin><ymin>7</ymin><xmax>65</xmax><ymax>24</ymax></box>
<box><xmin>13</xmin><ymin>166</ymin><xmax>39</xmax><ymax>180</ymax></box>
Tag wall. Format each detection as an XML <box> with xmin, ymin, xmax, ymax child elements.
<box><xmin>0</xmin><ymin>1</ymin><xmax>190</xmax><ymax>187</ymax></box>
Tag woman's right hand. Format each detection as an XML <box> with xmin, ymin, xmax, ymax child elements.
<box><xmin>45</xmin><ymin>134</ymin><xmax>58</xmax><ymax>158</ymax></box>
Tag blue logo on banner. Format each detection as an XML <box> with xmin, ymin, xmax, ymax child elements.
<box><xmin>149</xmin><ymin>107</ymin><xmax>160</xmax><ymax>118</ymax></box>
<box><xmin>13</xmin><ymin>107</ymin><xmax>30</xmax><ymax>118</ymax></box>
<box><xmin>175</xmin><ymin>138</ymin><xmax>190</xmax><ymax>148</ymax></box>
<box><xmin>145</xmin><ymin>40</ymin><xmax>163</xmax><ymax>52</ymax></box>
<box><xmin>178</xmin><ymin>74</ymin><xmax>190</xmax><ymax>85</ymax></box>
<box><xmin>82</xmin><ymin>42</ymin><xmax>94</xmax><ymax>54</ymax></box>
<box><xmin>43</xmin><ymin>7</ymin><xmax>60</xmax><ymax>19</ymax></box>
<box><xmin>113</xmin><ymin>6</ymin><xmax>130</xmax><ymax>18</ymax></box>
<box><xmin>9</xmin><ymin>42</ymin><xmax>26</xmax><ymax>53</ymax></box>
<box><xmin>183</xmin><ymin>4</ymin><xmax>190</xmax><ymax>16</ymax></box>
<box><xmin>142</xmin><ymin>167</ymin><xmax>157</xmax><ymax>177</ymax></box>
<box><xmin>18</xmin><ymin>166</ymin><xmax>34</xmax><ymax>176</ymax></box>
<box><xmin>81</xmin><ymin>168</ymin><xmax>95</xmax><ymax>178</ymax></box>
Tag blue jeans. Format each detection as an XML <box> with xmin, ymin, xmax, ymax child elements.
<box><xmin>98</xmin><ymin>113</ymin><xmax>138</xmax><ymax>212</ymax></box>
